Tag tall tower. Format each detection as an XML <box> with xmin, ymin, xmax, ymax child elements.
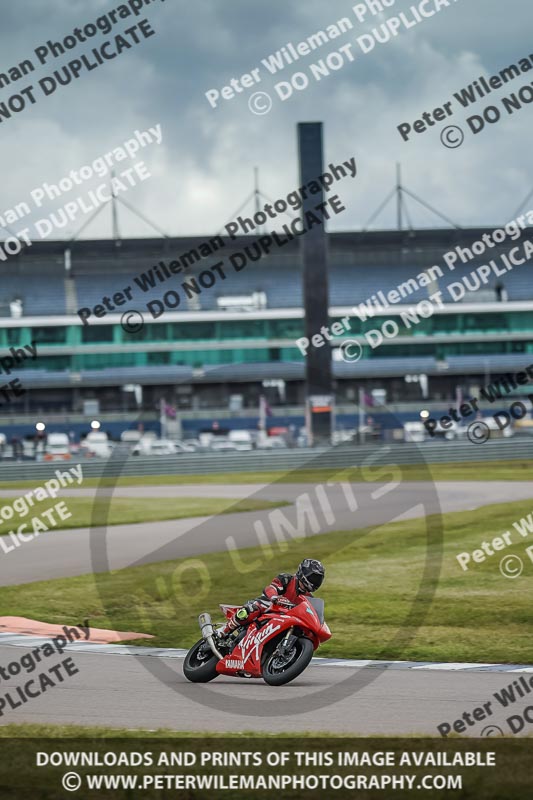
<box><xmin>298</xmin><ymin>122</ymin><xmax>333</xmax><ymax>445</ymax></box>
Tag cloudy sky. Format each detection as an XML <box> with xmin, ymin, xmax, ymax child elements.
<box><xmin>0</xmin><ymin>0</ymin><xmax>531</xmax><ymax>241</ymax></box>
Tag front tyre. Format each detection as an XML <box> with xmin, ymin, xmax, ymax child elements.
<box><xmin>262</xmin><ymin>636</ymin><xmax>314</xmax><ymax>686</ymax></box>
<box><xmin>183</xmin><ymin>639</ymin><xmax>219</xmax><ymax>683</ymax></box>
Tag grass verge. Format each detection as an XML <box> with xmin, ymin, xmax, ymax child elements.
<box><xmin>0</xmin><ymin>498</ymin><xmax>532</xmax><ymax>663</ymax></box>
<box><xmin>0</xmin><ymin>725</ymin><xmax>438</xmax><ymax>737</ymax></box>
<box><xmin>0</xmin><ymin>497</ymin><xmax>286</xmax><ymax>535</ymax></box>
<box><xmin>0</xmin><ymin>460</ymin><xmax>530</xmax><ymax>489</ymax></box>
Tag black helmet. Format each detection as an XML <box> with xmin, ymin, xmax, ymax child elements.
<box><xmin>296</xmin><ymin>559</ymin><xmax>325</xmax><ymax>592</ymax></box>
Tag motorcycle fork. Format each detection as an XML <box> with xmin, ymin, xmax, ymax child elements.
<box><xmin>276</xmin><ymin>627</ymin><xmax>295</xmax><ymax>656</ymax></box>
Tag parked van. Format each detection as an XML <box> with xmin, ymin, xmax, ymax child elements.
<box><xmin>82</xmin><ymin>431</ymin><xmax>112</xmax><ymax>458</ymax></box>
<box><xmin>132</xmin><ymin>438</ymin><xmax>178</xmax><ymax>456</ymax></box>
<box><xmin>403</xmin><ymin>422</ymin><xmax>426</xmax><ymax>443</ymax></box>
<box><xmin>44</xmin><ymin>433</ymin><xmax>71</xmax><ymax>461</ymax></box>
<box><xmin>228</xmin><ymin>430</ymin><xmax>254</xmax><ymax>451</ymax></box>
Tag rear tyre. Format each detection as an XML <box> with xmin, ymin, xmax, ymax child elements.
<box><xmin>262</xmin><ymin>636</ymin><xmax>314</xmax><ymax>686</ymax></box>
<box><xmin>183</xmin><ymin>639</ymin><xmax>219</xmax><ymax>683</ymax></box>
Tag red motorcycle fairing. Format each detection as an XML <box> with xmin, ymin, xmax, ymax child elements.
<box><xmin>215</xmin><ymin>597</ymin><xmax>331</xmax><ymax>679</ymax></box>
<box><xmin>219</xmin><ymin>604</ymin><xmax>240</xmax><ymax>619</ymax></box>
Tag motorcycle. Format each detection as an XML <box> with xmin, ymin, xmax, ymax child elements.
<box><xmin>183</xmin><ymin>596</ymin><xmax>331</xmax><ymax>686</ymax></box>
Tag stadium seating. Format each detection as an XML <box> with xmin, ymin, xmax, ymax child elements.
<box><xmin>73</xmin><ymin>259</ymin><xmax>530</xmax><ymax>308</ymax></box>
<box><xmin>3</xmin><ymin>237</ymin><xmax>533</xmax><ymax>316</ymax></box>
<box><xmin>0</xmin><ymin>270</ymin><xmax>67</xmax><ymax>316</ymax></box>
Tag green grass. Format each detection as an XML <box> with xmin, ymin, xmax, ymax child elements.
<box><xmin>0</xmin><ymin>725</ymin><xmax>439</xmax><ymax>738</ymax></box>
<box><xmin>0</xmin><ymin>724</ymin><xmax>530</xmax><ymax>739</ymax></box>
<box><xmin>1</xmin><ymin>498</ymin><xmax>532</xmax><ymax>663</ymax></box>
<box><xmin>0</xmin><ymin>496</ymin><xmax>286</xmax><ymax>535</ymax></box>
<box><xmin>0</xmin><ymin>459</ymin><xmax>530</xmax><ymax>490</ymax></box>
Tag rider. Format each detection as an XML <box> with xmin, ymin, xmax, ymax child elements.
<box><xmin>217</xmin><ymin>558</ymin><xmax>325</xmax><ymax>638</ymax></box>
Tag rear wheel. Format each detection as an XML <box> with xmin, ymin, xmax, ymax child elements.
<box><xmin>262</xmin><ymin>636</ymin><xmax>314</xmax><ymax>686</ymax></box>
<box><xmin>183</xmin><ymin>639</ymin><xmax>219</xmax><ymax>683</ymax></box>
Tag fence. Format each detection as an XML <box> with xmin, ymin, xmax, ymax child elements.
<box><xmin>0</xmin><ymin>439</ymin><xmax>530</xmax><ymax>481</ymax></box>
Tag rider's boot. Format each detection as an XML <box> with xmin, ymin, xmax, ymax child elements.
<box><xmin>217</xmin><ymin>607</ymin><xmax>250</xmax><ymax>638</ymax></box>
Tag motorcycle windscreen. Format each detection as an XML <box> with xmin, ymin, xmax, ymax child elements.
<box><xmin>308</xmin><ymin>597</ymin><xmax>325</xmax><ymax>624</ymax></box>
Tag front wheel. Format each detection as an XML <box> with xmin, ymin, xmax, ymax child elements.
<box><xmin>262</xmin><ymin>636</ymin><xmax>314</xmax><ymax>686</ymax></box>
<box><xmin>183</xmin><ymin>639</ymin><xmax>219</xmax><ymax>683</ymax></box>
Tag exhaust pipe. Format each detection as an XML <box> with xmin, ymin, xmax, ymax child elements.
<box><xmin>198</xmin><ymin>612</ymin><xmax>223</xmax><ymax>660</ymax></box>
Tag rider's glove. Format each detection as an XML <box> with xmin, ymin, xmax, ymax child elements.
<box><xmin>237</xmin><ymin>600</ymin><xmax>257</xmax><ymax>620</ymax></box>
<box><xmin>276</xmin><ymin>597</ymin><xmax>293</xmax><ymax>608</ymax></box>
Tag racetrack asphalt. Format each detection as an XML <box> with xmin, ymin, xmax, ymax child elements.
<box><xmin>0</xmin><ymin>642</ymin><xmax>527</xmax><ymax>736</ymax></box>
<box><xmin>0</xmin><ymin>481</ymin><xmax>532</xmax><ymax>586</ymax></box>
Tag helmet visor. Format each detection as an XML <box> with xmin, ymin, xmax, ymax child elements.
<box><xmin>306</xmin><ymin>571</ymin><xmax>324</xmax><ymax>590</ymax></box>
<box><xmin>299</xmin><ymin>570</ymin><xmax>323</xmax><ymax>591</ymax></box>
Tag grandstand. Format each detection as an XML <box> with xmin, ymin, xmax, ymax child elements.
<box><xmin>0</xmin><ymin>227</ymin><xmax>532</xmax><ymax>438</ymax></box>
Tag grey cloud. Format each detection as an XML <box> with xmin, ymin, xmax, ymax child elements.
<box><xmin>0</xmin><ymin>0</ymin><xmax>531</xmax><ymax>243</ymax></box>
